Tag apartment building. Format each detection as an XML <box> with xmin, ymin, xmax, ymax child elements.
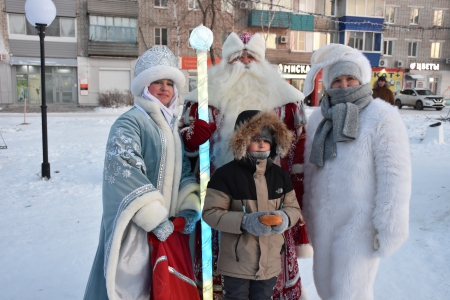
<box><xmin>382</xmin><ymin>0</ymin><xmax>450</xmax><ymax>97</ymax></box>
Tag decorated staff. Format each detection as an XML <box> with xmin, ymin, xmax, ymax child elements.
<box><xmin>189</xmin><ymin>24</ymin><xmax>214</xmax><ymax>300</ymax></box>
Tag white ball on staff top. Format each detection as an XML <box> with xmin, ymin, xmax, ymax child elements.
<box><xmin>189</xmin><ymin>24</ymin><xmax>214</xmax><ymax>50</ymax></box>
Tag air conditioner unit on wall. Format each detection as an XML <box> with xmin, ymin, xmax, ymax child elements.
<box><xmin>379</xmin><ymin>59</ymin><xmax>387</xmax><ymax>67</ymax></box>
<box><xmin>279</xmin><ymin>36</ymin><xmax>288</xmax><ymax>44</ymax></box>
<box><xmin>446</xmin><ymin>58</ymin><xmax>450</xmax><ymax>64</ymax></box>
<box><xmin>239</xmin><ymin>1</ymin><xmax>249</xmax><ymax>9</ymax></box>
<box><xmin>396</xmin><ymin>60</ymin><xmax>404</xmax><ymax>68</ymax></box>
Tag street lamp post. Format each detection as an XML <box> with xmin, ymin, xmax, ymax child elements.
<box><xmin>24</xmin><ymin>0</ymin><xmax>56</xmax><ymax>179</ymax></box>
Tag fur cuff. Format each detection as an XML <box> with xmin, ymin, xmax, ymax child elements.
<box><xmin>296</xmin><ymin>244</ymin><xmax>314</xmax><ymax>259</ymax></box>
<box><xmin>132</xmin><ymin>201</ymin><xmax>168</xmax><ymax>232</ymax></box>
<box><xmin>177</xmin><ymin>183</ymin><xmax>201</xmax><ymax>214</ymax></box>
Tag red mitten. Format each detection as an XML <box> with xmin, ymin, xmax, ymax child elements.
<box><xmin>181</xmin><ymin>119</ymin><xmax>216</xmax><ymax>152</ymax></box>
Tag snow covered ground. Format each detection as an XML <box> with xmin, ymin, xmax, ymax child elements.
<box><xmin>0</xmin><ymin>107</ymin><xmax>449</xmax><ymax>300</ymax></box>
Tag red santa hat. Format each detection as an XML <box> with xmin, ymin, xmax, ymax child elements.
<box><xmin>222</xmin><ymin>32</ymin><xmax>266</xmax><ymax>63</ymax></box>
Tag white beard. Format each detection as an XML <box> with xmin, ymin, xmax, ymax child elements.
<box><xmin>206</xmin><ymin>60</ymin><xmax>302</xmax><ymax>168</ymax></box>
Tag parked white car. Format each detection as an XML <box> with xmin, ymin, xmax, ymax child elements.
<box><xmin>394</xmin><ymin>88</ymin><xmax>445</xmax><ymax>111</ymax></box>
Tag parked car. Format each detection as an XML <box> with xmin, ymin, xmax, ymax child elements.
<box><xmin>394</xmin><ymin>88</ymin><xmax>445</xmax><ymax>110</ymax></box>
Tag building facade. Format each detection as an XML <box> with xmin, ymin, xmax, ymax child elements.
<box><xmin>0</xmin><ymin>0</ymin><xmax>449</xmax><ymax>107</ymax></box>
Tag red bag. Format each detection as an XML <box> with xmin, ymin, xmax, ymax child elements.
<box><xmin>148</xmin><ymin>217</ymin><xmax>200</xmax><ymax>300</ymax></box>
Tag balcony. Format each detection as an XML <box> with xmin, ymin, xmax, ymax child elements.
<box><xmin>248</xmin><ymin>10</ymin><xmax>314</xmax><ymax>31</ymax></box>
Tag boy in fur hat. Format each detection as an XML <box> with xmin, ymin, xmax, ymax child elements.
<box><xmin>302</xmin><ymin>43</ymin><xmax>411</xmax><ymax>300</ymax></box>
<box><xmin>203</xmin><ymin>110</ymin><xmax>304</xmax><ymax>300</ymax></box>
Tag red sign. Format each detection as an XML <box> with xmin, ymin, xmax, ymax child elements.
<box><xmin>181</xmin><ymin>57</ymin><xmax>221</xmax><ymax>70</ymax></box>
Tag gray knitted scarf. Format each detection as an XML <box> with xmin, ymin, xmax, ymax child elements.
<box><xmin>310</xmin><ymin>83</ymin><xmax>373</xmax><ymax>167</ymax></box>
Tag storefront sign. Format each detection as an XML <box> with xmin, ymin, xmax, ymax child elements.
<box><xmin>371</xmin><ymin>68</ymin><xmax>404</xmax><ymax>93</ymax></box>
<box><xmin>278</xmin><ymin>64</ymin><xmax>311</xmax><ymax>74</ymax></box>
<box><xmin>80</xmin><ymin>78</ymin><xmax>88</xmax><ymax>96</ymax></box>
<box><xmin>181</xmin><ymin>57</ymin><xmax>220</xmax><ymax>70</ymax></box>
<box><xmin>409</xmin><ymin>62</ymin><xmax>440</xmax><ymax>71</ymax></box>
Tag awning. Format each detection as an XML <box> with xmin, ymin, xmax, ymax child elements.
<box><xmin>10</xmin><ymin>57</ymin><xmax>77</xmax><ymax>67</ymax></box>
<box><xmin>406</xmin><ymin>74</ymin><xmax>424</xmax><ymax>80</ymax></box>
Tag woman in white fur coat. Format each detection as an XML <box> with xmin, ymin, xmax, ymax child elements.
<box><xmin>302</xmin><ymin>44</ymin><xmax>412</xmax><ymax>300</ymax></box>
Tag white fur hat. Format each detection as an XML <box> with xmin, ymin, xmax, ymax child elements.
<box><xmin>131</xmin><ymin>46</ymin><xmax>185</xmax><ymax>96</ymax></box>
<box><xmin>303</xmin><ymin>43</ymin><xmax>372</xmax><ymax>97</ymax></box>
<box><xmin>222</xmin><ymin>32</ymin><xmax>266</xmax><ymax>62</ymax></box>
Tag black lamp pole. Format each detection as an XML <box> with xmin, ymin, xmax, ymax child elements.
<box><xmin>36</xmin><ymin>23</ymin><xmax>51</xmax><ymax>179</ymax></box>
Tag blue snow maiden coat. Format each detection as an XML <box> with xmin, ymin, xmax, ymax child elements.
<box><xmin>83</xmin><ymin>96</ymin><xmax>200</xmax><ymax>300</ymax></box>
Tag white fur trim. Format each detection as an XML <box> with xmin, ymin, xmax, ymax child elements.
<box><xmin>222</xmin><ymin>32</ymin><xmax>265</xmax><ymax>62</ymax></box>
<box><xmin>131</xmin><ymin>64</ymin><xmax>185</xmax><ymax>97</ymax></box>
<box><xmin>106</xmin><ymin>190</ymin><xmax>166</xmax><ymax>300</ymax></box>
<box><xmin>303</xmin><ymin>43</ymin><xmax>372</xmax><ymax>97</ymax></box>
<box><xmin>134</xmin><ymin>96</ymin><xmax>181</xmax><ymax>214</ymax></box>
<box><xmin>177</xmin><ymin>183</ymin><xmax>201</xmax><ymax>213</ymax></box>
<box><xmin>291</xmin><ymin>163</ymin><xmax>304</xmax><ymax>175</ymax></box>
<box><xmin>296</xmin><ymin>244</ymin><xmax>314</xmax><ymax>259</ymax></box>
<box><xmin>132</xmin><ymin>200</ymin><xmax>168</xmax><ymax>232</ymax></box>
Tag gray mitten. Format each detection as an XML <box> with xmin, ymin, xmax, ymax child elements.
<box><xmin>373</xmin><ymin>234</ymin><xmax>380</xmax><ymax>250</ymax></box>
<box><xmin>270</xmin><ymin>211</ymin><xmax>289</xmax><ymax>234</ymax></box>
<box><xmin>176</xmin><ymin>209</ymin><xmax>200</xmax><ymax>234</ymax></box>
<box><xmin>241</xmin><ymin>211</ymin><xmax>272</xmax><ymax>236</ymax></box>
<box><xmin>152</xmin><ymin>219</ymin><xmax>174</xmax><ymax>242</ymax></box>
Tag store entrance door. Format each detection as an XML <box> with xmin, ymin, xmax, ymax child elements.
<box><xmin>53</xmin><ymin>74</ymin><xmax>75</xmax><ymax>103</ymax></box>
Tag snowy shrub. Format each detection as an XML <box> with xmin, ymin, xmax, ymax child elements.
<box><xmin>98</xmin><ymin>89</ymin><xmax>134</xmax><ymax>108</ymax></box>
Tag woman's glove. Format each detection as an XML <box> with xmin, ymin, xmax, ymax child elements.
<box><xmin>270</xmin><ymin>211</ymin><xmax>289</xmax><ymax>234</ymax></box>
<box><xmin>181</xmin><ymin>119</ymin><xmax>217</xmax><ymax>152</ymax></box>
<box><xmin>241</xmin><ymin>212</ymin><xmax>272</xmax><ymax>236</ymax></box>
<box><xmin>176</xmin><ymin>209</ymin><xmax>201</xmax><ymax>234</ymax></box>
<box><xmin>152</xmin><ymin>219</ymin><xmax>174</xmax><ymax>242</ymax></box>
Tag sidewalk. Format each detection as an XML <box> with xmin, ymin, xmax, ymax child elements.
<box><xmin>0</xmin><ymin>105</ymin><xmax>96</xmax><ymax>113</ymax></box>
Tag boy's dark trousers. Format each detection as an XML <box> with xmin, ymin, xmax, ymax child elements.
<box><xmin>222</xmin><ymin>275</ymin><xmax>277</xmax><ymax>300</ymax></box>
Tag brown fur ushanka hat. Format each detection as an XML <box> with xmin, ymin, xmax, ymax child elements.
<box><xmin>232</xmin><ymin>110</ymin><xmax>293</xmax><ymax>160</ymax></box>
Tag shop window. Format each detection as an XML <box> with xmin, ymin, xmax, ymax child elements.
<box><xmin>291</xmin><ymin>31</ymin><xmax>306</xmax><ymax>51</ymax></box>
<box><xmin>89</xmin><ymin>16</ymin><xmax>137</xmax><ymax>43</ymax></box>
<box><xmin>346</xmin><ymin>31</ymin><xmax>381</xmax><ymax>52</ymax></box>
<box><xmin>385</xmin><ymin>6</ymin><xmax>396</xmax><ymax>24</ymax></box>
<box><xmin>433</xmin><ymin>10</ymin><xmax>444</xmax><ymax>26</ymax></box>
<box><xmin>383</xmin><ymin>40</ymin><xmax>394</xmax><ymax>56</ymax></box>
<box><xmin>155</xmin><ymin>28</ymin><xmax>168</xmax><ymax>45</ymax></box>
<box><xmin>9</xmin><ymin>14</ymin><xmax>75</xmax><ymax>37</ymax></box>
<box><xmin>154</xmin><ymin>0</ymin><xmax>168</xmax><ymax>8</ymax></box>
<box><xmin>410</xmin><ymin>8</ymin><xmax>420</xmax><ymax>25</ymax></box>
<box><xmin>408</xmin><ymin>41</ymin><xmax>418</xmax><ymax>57</ymax></box>
<box><xmin>430</xmin><ymin>42</ymin><xmax>441</xmax><ymax>58</ymax></box>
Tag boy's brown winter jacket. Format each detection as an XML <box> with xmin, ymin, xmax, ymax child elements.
<box><xmin>202</xmin><ymin>111</ymin><xmax>302</xmax><ymax>280</ymax></box>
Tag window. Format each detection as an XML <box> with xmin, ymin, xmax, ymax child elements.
<box><xmin>9</xmin><ymin>14</ymin><xmax>75</xmax><ymax>37</ymax></box>
<box><xmin>430</xmin><ymin>42</ymin><xmax>441</xmax><ymax>58</ymax></box>
<box><xmin>313</xmin><ymin>32</ymin><xmax>333</xmax><ymax>50</ymax></box>
<box><xmin>259</xmin><ymin>32</ymin><xmax>277</xmax><ymax>49</ymax></box>
<box><xmin>347</xmin><ymin>0</ymin><xmax>383</xmax><ymax>17</ymax></box>
<box><xmin>346</xmin><ymin>31</ymin><xmax>381</xmax><ymax>52</ymax></box>
<box><xmin>297</xmin><ymin>0</ymin><xmax>314</xmax><ymax>13</ymax></box>
<box><xmin>410</xmin><ymin>8</ymin><xmax>419</xmax><ymax>24</ymax></box>
<box><xmin>383</xmin><ymin>40</ymin><xmax>394</xmax><ymax>56</ymax></box>
<box><xmin>385</xmin><ymin>7</ymin><xmax>396</xmax><ymax>24</ymax></box>
<box><xmin>325</xmin><ymin>0</ymin><xmax>336</xmax><ymax>16</ymax></box>
<box><xmin>408</xmin><ymin>41</ymin><xmax>418</xmax><ymax>57</ymax></box>
<box><xmin>255</xmin><ymin>0</ymin><xmax>291</xmax><ymax>11</ymax></box>
<box><xmin>222</xmin><ymin>0</ymin><xmax>233</xmax><ymax>13</ymax></box>
<box><xmin>155</xmin><ymin>28</ymin><xmax>168</xmax><ymax>45</ymax></box>
<box><xmin>189</xmin><ymin>0</ymin><xmax>199</xmax><ymax>10</ymax></box>
<box><xmin>291</xmin><ymin>31</ymin><xmax>306</xmax><ymax>51</ymax></box>
<box><xmin>433</xmin><ymin>10</ymin><xmax>444</xmax><ymax>26</ymax></box>
<box><xmin>89</xmin><ymin>16</ymin><xmax>137</xmax><ymax>43</ymax></box>
<box><xmin>154</xmin><ymin>0</ymin><xmax>168</xmax><ymax>8</ymax></box>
